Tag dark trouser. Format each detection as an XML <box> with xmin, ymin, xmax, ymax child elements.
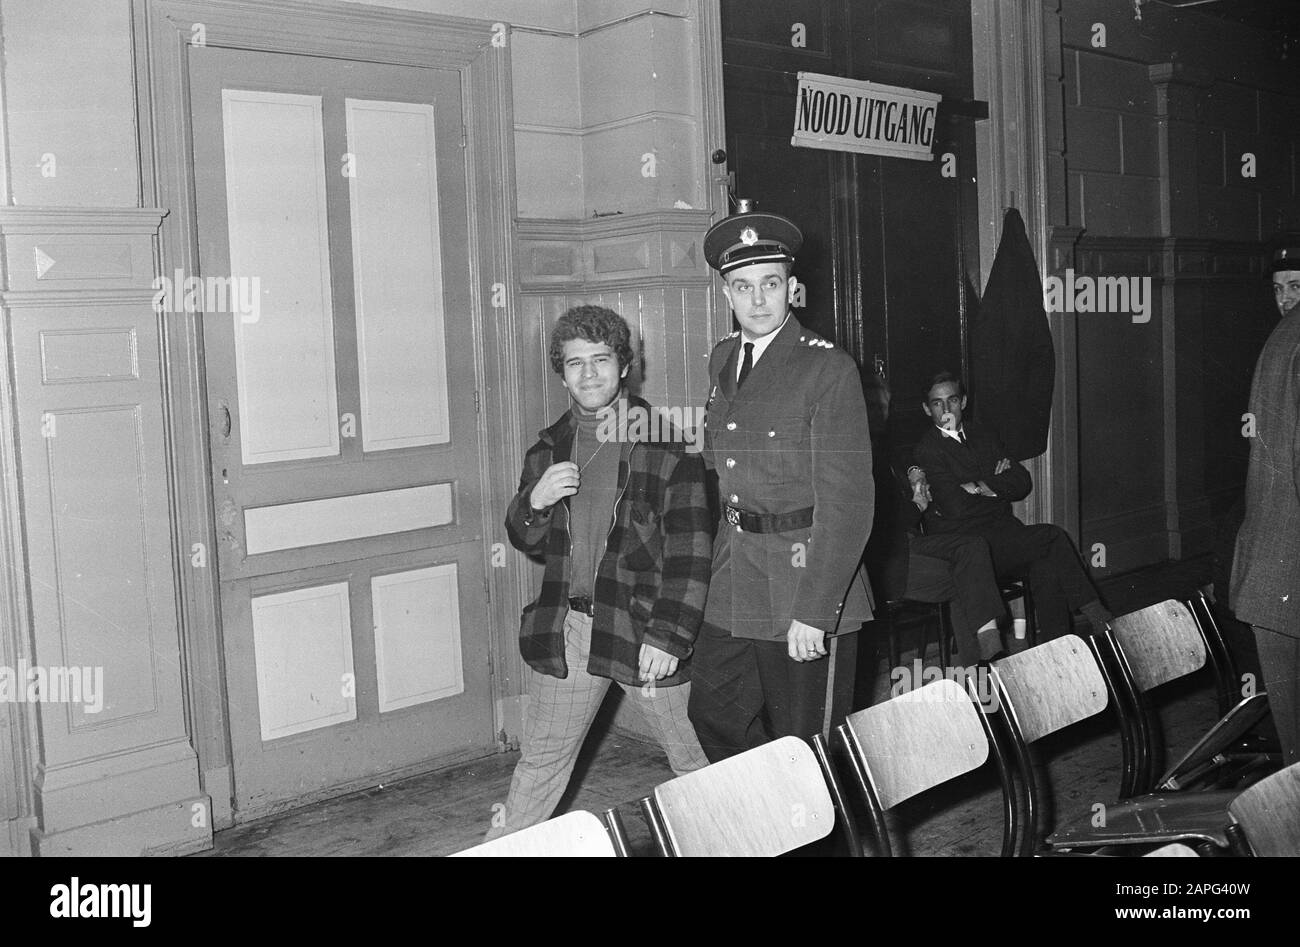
<box><xmin>687</xmin><ymin>620</ymin><xmax>858</xmax><ymax>763</ymax></box>
<box><xmin>1254</xmin><ymin>625</ymin><xmax>1300</xmax><ymax>766</ymax></box>
<box><xmin>904</xmin><ymin>533</ymin><xmax>1009</xmax><ymax>667</ymax></box>
<box><xmin>975</xmin><ymin>519</ymin><xmax>1099</xmax><ymax>639</ymax></box>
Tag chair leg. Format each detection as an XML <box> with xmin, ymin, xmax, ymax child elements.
<box><xmin>837</xmin><ymin>724</ymin><xmax>893</xmax><ymax>857</ymax></box>
<box><xmin>639</xmin><ymin>796</ymin><xmax>673</xmax><ymax>857</ymax></box>
<box><xmin>602</xmin><ymin>807</ymin><xmax>632</xmax><ymax>857</ymax></box>
<box><xmin>812</xmin><ymin>733</ymin><xmax>864</xmax><ymax>858</ymax></box>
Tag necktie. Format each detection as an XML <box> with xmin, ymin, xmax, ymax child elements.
<box><xmin>738</xmin><ymin>342</ymin><xmax>754</xmax><ymax>389</ymax></box>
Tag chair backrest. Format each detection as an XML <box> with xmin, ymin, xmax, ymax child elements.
<box><xmin>1228</xmin><ymin>760</ymin><xmax>1300</xmax><ymax>857</ymax></box>
<box><xmin>1110</xmin><ymin>599</ymin><xmax>1206</xmax><ymax>692</ymax></box>
<box><xmin>653</xmin><ymin>736</ymin><xmax>834</xmax><ymax>856</ymax></box>
<box><xmin>842</xmin><ymin>678</ymin><xmax>989</xmax><ymax>809</ymax></box>
<box><xmin>1144</xmin><ymin>842</ymin><xmax>1200</xmax><ymax>857</ymax></box>
<box><xmin>992</xmin><ymin>634</ymin><xmax>1109</xmax><ymax>743</ymax></box>
<box><xmin>449</xmin><ymin>810</ymin><xmax>616</xmax><ymax>857</ymax></box>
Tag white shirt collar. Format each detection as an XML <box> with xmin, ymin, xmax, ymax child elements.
<box><xmin>937</xmin><ymin>423</ymin><xmax>966</xmax><ymax>442</ymax></box>
<box><xmin>736</xmin><ymin>315</ymin><xmax>789</xmax><ymax>380</ymax></box>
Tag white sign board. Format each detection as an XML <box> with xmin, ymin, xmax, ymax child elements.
<box><xmin>791</xmin><ymin>72</ymin><xmax>941</xmax><ymax>162</ymax></box>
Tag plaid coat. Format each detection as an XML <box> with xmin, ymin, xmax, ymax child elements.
<box><xmin>505</xmin><ymin>395</ymin><xmax>713</xmax><ymax>686</ymax></box>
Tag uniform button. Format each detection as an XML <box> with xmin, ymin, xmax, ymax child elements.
<box><xmin>726</xmin><ymin>421</ymin><xmax>737</xmax><ymax>431</ymax></box>
<box><xmin>725</xmin><ymin>457</ymin><xmax>736</xmax><ymax>468</ymax></box>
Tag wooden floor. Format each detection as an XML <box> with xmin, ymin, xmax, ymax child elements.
<box><xmin>204</xmin><ymin>555</ymin><xmax>1222</xmax><ymax>857</ymax></box>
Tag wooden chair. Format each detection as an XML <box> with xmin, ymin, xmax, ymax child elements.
<box><xmin>1186</xmin><ymin>591</ymin><xmax>1241</xmax><ymax>716</ymax></box>
<box><xmin>837</xmin><ymin>676</ymin><xmax>1017</xmax><ymax>856</ymax></box>
<box><xmin>990</xmin><ymin>634</ymin><xmax>1120</xmax><ymax>855</ymax></box>
<box><xmin>448</xmin><ymin>810</ymin><xmax>617</xmax><ymax>857</ymax></box>
<box><xmin>1144</xmin><ymin>842</ymin><xmax>1200</xmax><ymax>857</ymax></box>
<box><xmin>999</xmin><ymin>578</ymin><xmax>1036</xmax><ymax>647</ymax></box>
<box><xmin>617</xmin><ymin>735</ymin><xmax>860</xmax><ymax>857</ymax></box>
<box><xmin>881</xmin><ymin>598</ymin><xmax>953</xmax><ymax>671</ymax></box>
<box><xmin>880</xmin><ymin>463</ymin><xmax>958</xmax><ymax>671</ymax></box>
<box><xmin>992</xmin><ymin>634</ymin><xmax>1241</xmax><ymax>855</ymax></box>
<box><xmin>914</xmin><ymin>579</ymin><xmax>1033</xmax><ymax>669</ymax></box>
<box><xmin>1228</xmin><ymin>760</ymin><xmax>1300</xmax><ymax>857</ymax></box>
<box><xmin>1104</xmin><ymin>599</ymin><xmax>1277</xmax><ymax>796</ymax></box>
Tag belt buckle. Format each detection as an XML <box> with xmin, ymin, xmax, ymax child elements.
<box><xmin>724</xmin><ymin>506</ymin><xmax>741</xmax><ymax>527</ymax></box>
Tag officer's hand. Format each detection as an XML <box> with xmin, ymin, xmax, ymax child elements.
<box><xmin>912</xmin><ymin>480</ymin><xmax>931</xmax><ymax>512</ymax></box>
<box><xmin>529</xmin><ymin>462</ymin><xmax>580</xmax><ymax>510</ymax></box>
<box><xmin>638</xmin><ymin>643</ymin><xmax>679</xmax><ymax>682</ymax></box>
<box><xmin>787</xmin><ymin>619</ymin><xmax>826</xmax><ymax>662</ymax></box>
<box><xmin>994</xmin><ymin>457</ymin><xmax>1011</xmax><ymax>475</ymax></box>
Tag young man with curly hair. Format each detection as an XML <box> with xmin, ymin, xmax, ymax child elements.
<box><xmin>486</xmin><ymin>305</ymin><xmax>711</xmax><ymax>838</ymax></box>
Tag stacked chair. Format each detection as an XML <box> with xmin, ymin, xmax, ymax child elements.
<box><xmin>612</xmin><ymin>735</ymin><xmax>861</xmax><ymax>857</ymax></box>
<box><xmin>986</xmin><ymin>600</ymin><xmax>1282</xmax><ymax>855</ymax></box>
<box><xmin>834</xmin><ymin>677</ymin><xmax>1017</xmax><ymax>856</ymax></box>
<box><xmin>448</xmin><ymin>598</ymin><xmax>1296</xmax><ymax>857</ymax></box>
<box><xmin>449</xmin><ymin>810</ymin><xmax>616</xmax><ymax>857</ymax></box>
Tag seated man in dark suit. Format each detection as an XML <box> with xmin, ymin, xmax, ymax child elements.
<box><xmin>913</xmin><ymin>371</ymin><xmax>1112</xmax><ymax>640</ymax></box>
<box><xmin>872</xmin><ymin>445</ymin><xmax>1011</xmax><ymax>665</ymax></box>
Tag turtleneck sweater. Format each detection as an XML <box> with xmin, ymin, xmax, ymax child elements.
<box><xmin>567</xmin><ymin>403</ymin><xmax>622</xmax><ymax>600</ymax></box>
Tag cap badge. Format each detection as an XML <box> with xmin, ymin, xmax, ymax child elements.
<box><xmin>740</xmin><ymin>227</ymin><xmax>759</xmax><ymax>246</ymax></box>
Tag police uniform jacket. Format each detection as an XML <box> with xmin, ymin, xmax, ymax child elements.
<box><xmin>703</xmin><ymin>316</ymin><xmax>875</xmax><ymax>640</ymax></box>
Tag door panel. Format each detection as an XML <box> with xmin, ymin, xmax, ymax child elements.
<box><xmin>222</xmin><ymin>89</ymin><xmax>341</xmax><ymax>467</ymax></box>
<box><xmin>345</xmin><ymin>98</ymin><xmax>453</xmax><ymax>452</ymax></box>
<box><xmin>188</xmin><ymin>47</ymin><xmax>494</xmax><ymax>814</ymax></box>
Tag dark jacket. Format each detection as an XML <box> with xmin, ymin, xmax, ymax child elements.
<box><xmin>702</xmin><ymin>317</ymin><xmax>875</xmax><ymax>639</ymax></box>
<box><xmin>505</xmin><ymin>395</ymin><xmax>713</xmax><ymax>685</ymax></box>
<box><xmin>913</xmin><ymin>420</ymin><xmax>1032</xmax><ymax>534</ymax></box>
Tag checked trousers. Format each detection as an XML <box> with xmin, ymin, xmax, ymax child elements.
<box><xmin>484</xmin><ymin>609</ymin><xmax>708</xmax><ymax>840</ymax></box>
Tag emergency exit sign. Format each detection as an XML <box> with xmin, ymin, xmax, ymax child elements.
<box><xmin>792</xmin><ymin>72</ymin><xmax>941</xmax><ymax>162</ymax></box>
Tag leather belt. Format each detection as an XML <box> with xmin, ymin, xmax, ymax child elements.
<box><xmin>723</xmin><ymin>504</ymin><xmax>814</xmax><ymax>533</ymax></box>
<box><xmin>568</xmin><ymin>595</ymin><xmax>595</xmax><ymax>616</ymax></box>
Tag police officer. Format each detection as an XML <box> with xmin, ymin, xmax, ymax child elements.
<box><xmin>687</xmin><ymin>202</ymin><xmax>875</xmax><ymax>761</ymax></box>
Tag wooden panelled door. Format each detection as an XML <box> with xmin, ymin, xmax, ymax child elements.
<box><xmin>188</xmin><ymin>47</ymin><xmax>495</xmax><ymax>815</ymax></box>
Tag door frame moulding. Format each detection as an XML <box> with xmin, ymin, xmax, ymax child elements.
<box><xmin>0</xmin><ymin>276</ymin><xmax>36</xmax><ymax>857</ymax></box>
<box><xmin>133</xmin><ymin>0</ymin><xmax>522</xmax><ymax>828</ymax></box>
<box><xmin>969</xmin><ymin>0</ymin><xmax>1075</xmax><ymax>537</ymax></box>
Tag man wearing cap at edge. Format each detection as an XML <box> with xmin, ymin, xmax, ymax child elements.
<box><xmin>687</xmin><ymin>202</ymin><xmax>875</xmax><ymax>761</ymax></box>
<box><xmin>1230</xmin><ymin>238</ymin><xmax>1300</xmax><ymax>766</ymax></box>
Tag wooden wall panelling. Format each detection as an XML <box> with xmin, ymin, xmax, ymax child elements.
<box><xmin>0</xmin><ymin>207</ymin><xmax>210</xmax><ymax>855</ymax></box>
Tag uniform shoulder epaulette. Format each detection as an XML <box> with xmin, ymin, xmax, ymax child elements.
<box><xmin>798</xmin><ymin>332</ymin><xmax>835</xmax><ymax>350</ymax></box>
<box><xmin>712</xmin><ymin>330</ymin><xmax>740</xmax><ymax>350</ymax></box>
